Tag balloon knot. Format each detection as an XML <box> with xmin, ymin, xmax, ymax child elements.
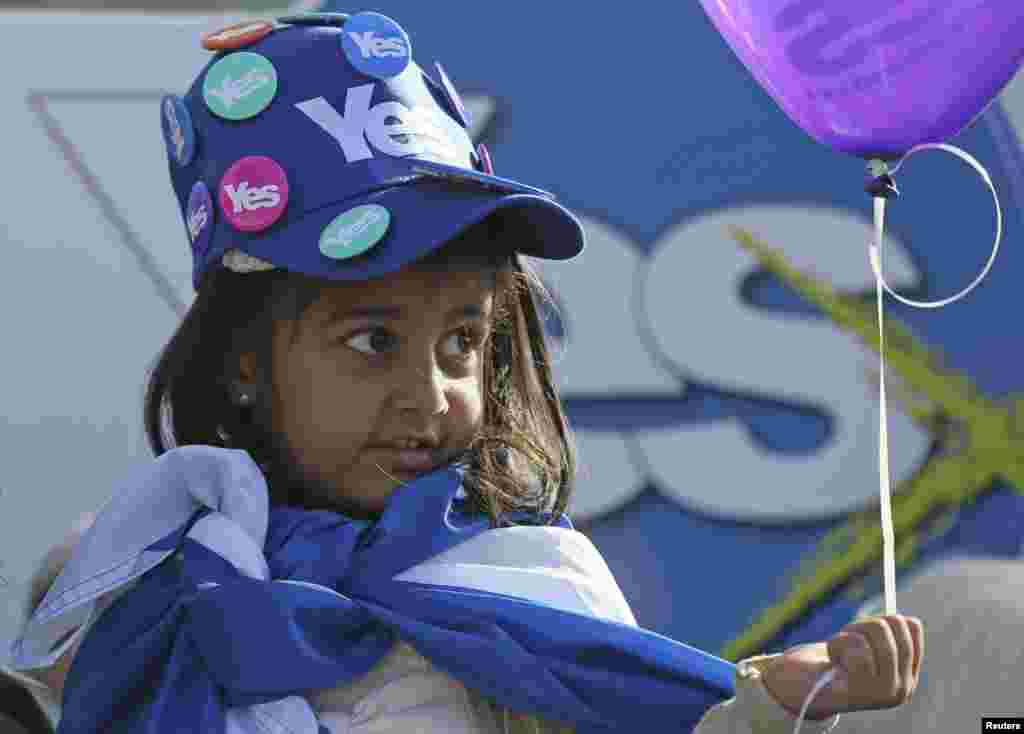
<box><xmin>865</xmin><ymin>173</ymin><xmax>900</xmax><ymax>199</ymax></box>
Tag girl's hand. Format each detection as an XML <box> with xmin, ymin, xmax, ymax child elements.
<box><xmin>759</xmin><ymin>615</ymin><xmax>924</xmax><ymax>721</ymax></box>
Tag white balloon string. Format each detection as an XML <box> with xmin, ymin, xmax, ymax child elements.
<box><xmin>870</xmin><ymin>143</ymin><xmax>1003</xmax><ymax>309</ymax></box>
<box><xmin>871</xmin><ymin>196</ymin><xmax>898</xmax><ymax>619</ymax></box>
<box><xmin>791</xmin><ymin>142</ymin><xmax>1001</xmax><ymax>734</ymax></box>
<box><xmin>792</xmin><ymin>668</ymin><xmax>837</xmax><ymax>734</ymax></box>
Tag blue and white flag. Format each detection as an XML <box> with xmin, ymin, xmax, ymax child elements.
<box><xmin>10</xmin><ymin>446</ymin><xmax>736</xmax><ymax>733</ymax></box>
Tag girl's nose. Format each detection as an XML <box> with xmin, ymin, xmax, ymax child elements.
<box><xmin>395</xmin><ymin>362</ymin><xmax>451</xmax><ymax>418</ymax></box>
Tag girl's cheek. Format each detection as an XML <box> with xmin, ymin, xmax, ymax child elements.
<box><xmin>452</xmin><ymin>379</ymin><xmax>485</xmax><ymax>424</ymax></box>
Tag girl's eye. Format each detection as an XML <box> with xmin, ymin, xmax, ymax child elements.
<box><xmin>345</xmin><ymin>327</ymin><xmax>397</xmax><ymax>356</ymax></box>
<box><xmin>344</xmin><ymin>326</ymin><xmax>485</xmax><ymax>360</ymax></box>
<box><xmin>443</xmin><ymin>326</ymin><xmax>485</xmax><ymax>358</ymax></box>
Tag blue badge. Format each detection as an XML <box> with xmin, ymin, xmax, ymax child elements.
<box><xmin>434</xmin><ymin>62</ymin><xmax>472</xmax><ymax>129</ymax></box>
<box><xmin>277</xmin><ymin>12</ymin><xmax>350</xmax><ymax>26</ymax></box>
<box><xmin>339</xmin><ymin>11</ymin><xmax>411</xmax><ymax>79</ymax></box>
<box><xmin>161</xmin><ymin>95</ymin><xmax>195</xmax><ymax>166</ymax></box>
<box><xmin>186</xmin><ymin>181</ymin><xmax>214</xmax><ymax>260</ymax></box>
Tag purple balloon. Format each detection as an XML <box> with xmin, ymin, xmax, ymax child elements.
<box><xmin>698</xmin><ymin>0</ymin><xmax>1024</xmax><ymax>160</ymax></box>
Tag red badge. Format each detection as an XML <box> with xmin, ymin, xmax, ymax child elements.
<box><xmin>201</xmin><ymin>20</ymin><xmax>276</xmax><ymax>51</ymax></box>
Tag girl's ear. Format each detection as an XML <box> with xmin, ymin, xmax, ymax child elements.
<box><xmin>237</xmin><ymin>351</ymin><xmax>260</xmax><ymax>385</ymax></box>
<box><xmin>231</xmin><ymin>352</ymin><xmax>267</xmax><ymax>407</ymax></box>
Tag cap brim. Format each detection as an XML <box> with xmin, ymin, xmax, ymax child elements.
<box><xmin>212</xmin><ymin>179</ymin><xmax>584</xmax><ymax>283</ymax></box>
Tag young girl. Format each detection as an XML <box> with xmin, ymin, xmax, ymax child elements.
<box><xmin>8</xmin><ymin>11</ymin><xmax>922</xmax><ymax>734</ymax></box>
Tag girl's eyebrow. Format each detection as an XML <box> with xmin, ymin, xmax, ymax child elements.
<box><xmin>325</xmin><ymin>304</ymin><xmax>487</xmax><ymax>325</ymax></box>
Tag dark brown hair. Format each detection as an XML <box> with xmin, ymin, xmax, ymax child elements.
<box><xmin>143</xmin><ymin>215</ymin><xmax>576</xmax><ymax>525</ymax></box>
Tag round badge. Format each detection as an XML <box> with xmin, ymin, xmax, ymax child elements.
<box><xmin>219</xmin><ymin>156</ymin><xmax>289</xmax><ymax>233</ymax></box>
<box><xmin>186</xmin><ymin>181</ymin><xmax>214</xmax><ymax>258</ymax></box>
<box><xmin>201</xmin><ymin>20</ymin><xmax>276</xmax><ymax>51</ymax></box>
<box><xmin>160</xmin><ymin>95</ymin><xmax>196</xmax><ymax>166</ymax></box>
<box><xmin>277</xmin><ymin>12</ymin><xmax>350</xmax><ymax>26</ymax></box>
<box><xmin>476</xmin><ymin>143</ymin><xmax>494</xmax><ymax>175</ymax></box>
<box><xmin>434</xmin><ymin>62</ymin><xmax>472</xmax><ymax>129</ymax></box>
<box><xmin>203</xmin><ymin>52</ymin><xmax>278</xmax><ymax>121</ymax></box>
<box><xmin>319</xmin><ymin>205</ymin><xmax>391</xmax><ymax>260</ymax></box>
<box><xmin>339</xmin><ymin>12</ymin><xmax>411</xmax><ymax>79</ymax></box>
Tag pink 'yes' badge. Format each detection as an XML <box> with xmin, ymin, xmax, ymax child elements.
<box><xmin>218</xmin><ymin>156</ymin><xmax>290</xmax><ymax>232</ymax></box>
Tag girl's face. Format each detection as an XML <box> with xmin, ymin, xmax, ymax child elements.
<box><xmin>246</xmin><ymin>264</ymin><xmax>497</xmax><ymax>517</ymax></box>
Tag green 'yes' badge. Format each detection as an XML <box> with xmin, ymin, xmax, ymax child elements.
<box><xmin>203</xmin><ymin>52</ymin><xmax>278</xmax><ymax>121</ymax></box>
<box><xmin>319</xmin><ymin>205</ymin><xmax>391</xmax><ymax>260</ymax></box>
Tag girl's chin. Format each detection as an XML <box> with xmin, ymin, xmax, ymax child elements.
<box><xmin>308</xmin><ymin>466</ymin><xmax>430</xmax><ymax>518</ymax></box>
<box><xmin>348</xmin><ymin>473</ymin><xmax>405</xmax><ymax>514</ymax></box>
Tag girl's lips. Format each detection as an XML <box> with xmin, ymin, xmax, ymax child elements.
<box><xmin>370</xmin><ymin>447</ymin><xmax>446</xmax><ymax>474</ymax></box>
<box><xmin>391</xmin><ymin>448</ymin><xmax>437</xmax><ymax>472</ymax></box>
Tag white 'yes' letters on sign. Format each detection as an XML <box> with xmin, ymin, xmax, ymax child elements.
<box><xmin>536</xmin><ymin>206</ymin><xmax>931</xmax><ymax>522</ymax></box>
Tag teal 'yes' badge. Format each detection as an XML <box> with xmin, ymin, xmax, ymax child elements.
<box><xmin>320</xmin><ymin>205</ymin><xmax>391</xmax><ymax>260</ymax></box>
<box><xmin>203</xmin><ymin>52</ymin><xmax>278</xmax><ymax>121</ymax></box>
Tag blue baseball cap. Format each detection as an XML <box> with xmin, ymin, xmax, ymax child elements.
<box><xmin>164</xmin><ymin>12</ymin><xmax>585</xmax><ymax>290</ymax></box>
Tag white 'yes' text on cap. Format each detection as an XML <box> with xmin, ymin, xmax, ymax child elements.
<box><xmin>223</xmin><ymin>182</ymin><xmax>282</xmax><ymax>213</ymax></box>
<box><xmin>295</xmin><ymin>83</ymin><xmax>459</xmax><ymax>164</ymax></box>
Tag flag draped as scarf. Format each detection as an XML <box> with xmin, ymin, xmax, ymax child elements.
<box><xmin>10</xmin><ymin>446</ymin><xmax>735</xmax><ymax>733</ymax></box>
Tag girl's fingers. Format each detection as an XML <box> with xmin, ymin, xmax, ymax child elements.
<box><xmin>843</xmin><ymin>618</ymin><xmax>899</xmax><ymax>701</ymax></box>
<box><xmin>905</xmin><ymin>616</ymin><xmax>924</xmax><ymax>690</ymax></box>
<box><xmin>827</xmin><ymin>630</ymin><xmax>876</xmax><ymax>681</ymax></box>
<box><xmin>826</xmin><ymin>614</ymin><xmax>925</xmax><ymax>712</ymax></box>
<box><xmin>880</xmin><ymin>615</ymin><xmax>915</xmax><ymax>697</ymax></box>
